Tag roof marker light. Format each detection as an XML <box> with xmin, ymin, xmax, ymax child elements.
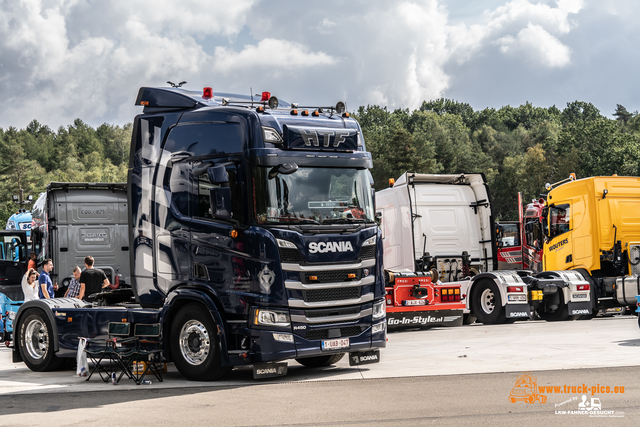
<box><xmin>203</xmin><ymin>87</ymin><xmax>213</xmax><ymax>99</ymax></box>
<box><xmin>261</xmin><ymin>92</ymin><xmax>271</xmax><ymax>102</ymax></box>
<box><xmin>312</xmin><ymin>110</ymin><xmax>320</xmax><ymax>117</ymax></box>
<box><xmin>301</xmin><ymin>110</ymin><xmax>309</xmax><ymax>116</ymax></box>
<box><xmin>342</xmin><ymin>112</ymin><xmax>350</xmax><ymax>118</ymax></box>
<box><xmin>290</xmin><ymin>110</ymin><xmax>298</xmax><ymax>116</ymax></box>
<box><xmin>256</xmin><ymin>106</ymin><xmax>265</xmax><ymax>113</ymax></box>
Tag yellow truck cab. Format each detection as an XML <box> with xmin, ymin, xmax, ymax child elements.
<box><xmin>543</xmin><ymin>176</ymin><xmax>640</xmax><ymax>312</ymax></box>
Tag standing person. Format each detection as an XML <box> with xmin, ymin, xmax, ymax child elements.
<box><xmin>39</xmin><ymin>259</ymin><xmax>55</xmax><ymax>299</ymax></box>
<box><xmin>78</xmin><ymin>256</ymin><xmax>110</xmax><ymax>301</ymax></box>
<box><xmin>64</xmin><ymin>266</ymin><xmax>82</xmax><ymax>299</ymax></box>
<box><xmin>27</xmin><ymin>252</ymin><xmax>37</xmax><ymax>271</ymax></box>
<box><xmin>21</xmin><ymin>268</ymin><xmax>39</xmax><ymax>301</ymax></box>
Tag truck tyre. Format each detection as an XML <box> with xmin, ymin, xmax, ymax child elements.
<box><xmin>170</xmin><ymin>303</ymin><xmax>231</xmax><ymax>381</ymax></box>
<box><xmin>538</xmin><ymin>291</ymin><xmax>570</xmax><ymax>321</ymax></box>
<box><xmin>18</xmin><ymin>309</ymin><xmax>65</xmax><ymax>372</ymax></box>
<box><xmin>296</xmin><ymin>353</ymin><xmax>345</xmax><ymax>368</ymax></box>
<box><xmin>471</xmin><ymin>280</ymin><xmax>506</xmax><ymax>325</ymax></box>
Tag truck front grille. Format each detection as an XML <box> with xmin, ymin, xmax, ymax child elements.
<box><xmin>303</xmin><ymin>287</ymin><xmax>361</xmax><ymax>303</ymax></box>
<box><xmin>279</xmin><ymin>248</ymin><xmax>304</xmax><ymax>264</ymax></box>
<box><xmin>304</xmin><ymin>326</ymin><xmax>363</xmax><ymax>340</ymax></box>
<box><xmin>305</xmin><ymin>306</ymin><xmax>361</xmax><ymax>318</ymax></box>
<box><xmin>301</xmin><ymin>270</ymin><xmax>361</xmax><ymax>284</ymax></box>
<box><xmin>359</xmin><ymin>246</ymin><xmax>376</xmax><ymax>260</ymax></box>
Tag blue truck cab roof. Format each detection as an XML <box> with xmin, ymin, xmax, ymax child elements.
<box><xmin>133</xmin><ymin>87</ymin><xmax>371</xmax><ymax>169</ymax></box>
<box><xmin>5</xmin><ymin>210</ymin><xmax>32</xmax><ymax>236</ymax></box>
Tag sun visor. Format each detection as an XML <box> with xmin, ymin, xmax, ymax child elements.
<box><xmin>283</xmin><ymin>125</ymin><xmax>359</xmax><ymax>151</ymax></box>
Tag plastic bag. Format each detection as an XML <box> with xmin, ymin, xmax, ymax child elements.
<box><xmin>76</xmin><ymin>338</ymin><xmax>88</xmax><ymax>377</ymax></box>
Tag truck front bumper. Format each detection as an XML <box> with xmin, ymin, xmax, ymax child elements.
<box><xmin>232</xmin><ymin>322</ymin><xmax>386</xmax><ymax>366</ymax></box>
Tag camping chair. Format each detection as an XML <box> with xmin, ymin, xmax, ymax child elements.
<box><xmin>127</xmin><ymin>323</ymin><xmax>164</xmax><ymax>385</ymax></box>
<box><xmin>84</xmin><ymin>322</ymin><xmax>137</xmax><ymax>383</ymax></box>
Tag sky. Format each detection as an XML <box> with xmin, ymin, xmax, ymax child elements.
<box><xmin>0</xmin><ymin>0</ymin><xmax>638</xmax><ymax>130</ymax></box>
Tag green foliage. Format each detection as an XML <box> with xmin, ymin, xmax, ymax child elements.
<box><xmin>2</xmin><ymin>97</ymin><xmax>637</xmax><ymax>227</ymax></box>
<box><xmin>0</xmin><ymin>120</ymin><xmax>131</xmax><ymax>228</ymax></box>
<box><xmin>356</xmin><ymin>99</ymin><xmax>640</xmax><ymax>221</ymax></box>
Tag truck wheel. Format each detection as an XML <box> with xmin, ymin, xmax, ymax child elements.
<box><xmin>471</xmin><ymin>280</ymin><xmax>506</xmax><ymax>325</ymax></box>
<box><xmin>296</xmin><ymin>353</ymin><xmax>345</xmax><ymax>368</ymax></box>
<box><xmin>170</xmin><ymin>303</ymin><xmax>231</xmax><ymax>381</ymax></box>
<box><xmin>538</xmin><ymin>291</ymin><xmax>569</xmax><ymax>321</ymax></box>
<box><xmin>18</xmin><ymin>309</ymin><xmax>65</xmax><ymax>372</ymax></box>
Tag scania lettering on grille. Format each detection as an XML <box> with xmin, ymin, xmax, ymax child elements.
<box><xmin>308</xmin><ymin>241</ymin><xmax>354</xmax><ymax>254</ymax></box>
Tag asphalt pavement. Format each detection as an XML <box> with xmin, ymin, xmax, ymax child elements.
<box><xmin>1</xmin><ymin>315</ymin><xmax>639</xmax><ymax>426</ymax></box>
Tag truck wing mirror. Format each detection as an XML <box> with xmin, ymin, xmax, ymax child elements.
<box><xmin>375</xmin><ymin>211</ymin><xmax>382</xmax><ymax>227</ymax></box>
<box><xmin>269</xmin><ymin>163</ymin><xmax>298</xmax><ymax>179</ymax></box>
<box><xmin>207</xmin><ymin>165</ymin><xmax>229</xmax><ymax>185</ymax></box>
<box><xmin>209</xmin><ymin>187</ymin><xmax>233</xmax><ymax>221</ymax></box>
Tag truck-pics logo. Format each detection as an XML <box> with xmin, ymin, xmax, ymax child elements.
<box><xmin>548</xmin><ymin>238</ymin><xmax>569</xmax><ymax>252</ymax></box>
<box><xmin>308</xmin><ymin>241</ymin><xmax>354</xmax><ymax>254</ymax></box>
<box><xmin>509</xmin><ymin>372</ymin><xmax>547</xmax><ymax>404</ymax></box>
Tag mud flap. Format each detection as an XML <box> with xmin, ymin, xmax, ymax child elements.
<box><xmin>568</xmin><ymin>301</ymin><xmax>591</xmax><ymax>316</ymax></box>
<box><xmin>253</xmin><ymin>362</ymin><xmax>288</xmax><ymax>379</ymax></box>
<box><xmin>349</xmin><ymin>349</ymin><xmax>380</xmax><ymax>366</ymax></box>
<box><xmin>386</xmin><ymin>309</ymin><xmax>463</xmax><ymax>330</ymax></box>
<box><xmin>504</xmin><ymin>304</ymin><xmax>531</xmax><ymax>319</ymax></box>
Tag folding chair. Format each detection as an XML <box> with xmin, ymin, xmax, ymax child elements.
<box><xmin>84</xmin><ymin>322</ymin><xmax>137</xmax><ymax>383</ymax></box>
<box><xmin>128</xmin><ymin>323</ymin><xmax>164</xmax><ymax>385</ymax></box>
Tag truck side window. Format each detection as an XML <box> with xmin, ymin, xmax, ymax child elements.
<box><xmin>549</xmin><ymin>204</ymin><xmax>570</xmax><ymax>239</ymax></box>
<box><xmin>196</xmin><ymin>167</ymin><xmax>243</xmax><ymax>222</ymax></box>
<box><xmin>163</xmin><ymin>123</ymin><xmax>243</xmax><ymax>156</ymax></box>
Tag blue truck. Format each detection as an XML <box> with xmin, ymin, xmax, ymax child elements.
<box><xmin>5</xmin><ymin>209</ymin><xmax>33</xmax><ymax>240</ymax></box>
<box><xmin>10</xmin><ymin>86</ymin><xmax>386</xmax><ymax>380</ymax></box>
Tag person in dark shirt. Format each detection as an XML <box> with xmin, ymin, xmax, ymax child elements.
<box><xmin>78</xmin><ymin>255</ymin><xmax>110</xmax><ymax>300</ymax></box>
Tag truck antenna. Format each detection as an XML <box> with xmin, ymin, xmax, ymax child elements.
<box><xmin>250</xmin><ymin>87</ymin><xmax>254</xmax><ymax>106</ymax></box>
<box><xmin>167</xmin><ymin>81</ymin><xmax>187</xmax><ymax>88</ymax></box>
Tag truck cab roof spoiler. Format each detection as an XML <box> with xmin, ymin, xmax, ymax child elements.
<box><xmin>47</xmin><ymin>182</ymin><xmax>127</xmax><ymax>192</ymax></box>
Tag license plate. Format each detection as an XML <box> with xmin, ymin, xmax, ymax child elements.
<box><xmin>322</xmin><ymin>338</ymin><xmax>350</xmax><ymax>350</ymax></box>
<box><xmin>403</xmin><ymin>299</ymin><xmax>426</xmax><ymax>306</ymax></box>
<box><xmin>508</xmin><ymin>295</ymin><xmax>527</xmax><ymax>301</ymax></box>
<box><xmin>572</xmin><ymin>293</ymin><xmax>588</xmax><ymax>299</ymax></box>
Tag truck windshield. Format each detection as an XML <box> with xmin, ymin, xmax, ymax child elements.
<box><xmin>253</xmin><ymin>166</ymin><xmax>374</xmax><ymax>225</ymax></box>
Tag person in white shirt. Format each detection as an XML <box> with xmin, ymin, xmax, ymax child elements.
<box><xmin>21</xmin><ymin>268</ymin><xmax>39</xmax><ymax>301</ymax></box>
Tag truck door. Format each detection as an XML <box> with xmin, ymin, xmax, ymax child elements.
<box><xmin>545</xmin><ymin>203</ymin><xmax>573</xmax><ymax>270</ymax></box>
<box><xmin>0</xmin><ymin>231</ymin><xmax>28</xmax><ymax>300</ymax></box>
<box><xmin>523</xmin><ymin>218</ymin><xmax>543</xmax><ymax>273</ymax></box>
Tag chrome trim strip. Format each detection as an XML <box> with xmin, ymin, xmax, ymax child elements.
<box><xmin>288</xmin><ymin>293</ymin><xmax>374</xmax><ymax>308</ymax></box>
<box><xmin>285</xmin><ymin>275</ymin><xmax>375</xmax><ymax>290</ymax></box>
<box><xmin>281</xmin><ymin>259</ymin><xmax>375</xmax><ymax>272</ymax></box>
<box><xmin>291</xmin><ymin>308</ymin><xmax>372</xmax><ymax>324</ymax></box>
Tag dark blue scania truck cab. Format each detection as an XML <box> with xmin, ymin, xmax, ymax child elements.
<box><xmin>12</xmin><ymin>87</ymin><xmax>386</xmax><ymax>380</ymax></box>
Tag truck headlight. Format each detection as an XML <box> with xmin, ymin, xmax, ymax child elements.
<box><xmin>6</xmin><ymin>220</ymin><xmax>15</xmax><ymax>230</ymax></box>
<box><xmin>362</xmin><ymin>235</ymin><xmax>376</xmax><ymax>246</ymax></box>
<box><xmin>372</xmin><ymin>300</ymin><xmax>386</xmax><ymax>319</ymax></box>
<box><xmin>276</xmin><ymin>239</ymin><xmax>297</xmax><ymax>249</ymax></box>
<box><xmin>253</xmin><ymin>308</ymin><xmax>290</xmax><ymax>328</ymax></box>
<box><xmin>6</xmin><ymin>310</ymin><xmax>16</xmax><ymax>321</ymax></box>
<box><xmin>372</xmin><ymin>322</ymin><xmax>385</xmax><ymax>334</ymax></box>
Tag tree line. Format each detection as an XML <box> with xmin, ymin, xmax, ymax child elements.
<box><xmin>1</xmin><ymin>100</ymin><xmax>638</xmax><ymax>227</ymax></box>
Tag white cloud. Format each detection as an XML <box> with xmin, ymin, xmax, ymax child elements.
<box><xmin>213</xmin><ymin>39</ymin><xmax>337</xmax><ymax>74</ymax></box>
<box><xmin>4</xmin><ymin>0</ymin><xmax>636</xmax><ymax>130</ymax></box>
<box><xmin>497</xmin><ymin>23</ymin><xmax>571</xmax><ymax>68</ymax></box>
